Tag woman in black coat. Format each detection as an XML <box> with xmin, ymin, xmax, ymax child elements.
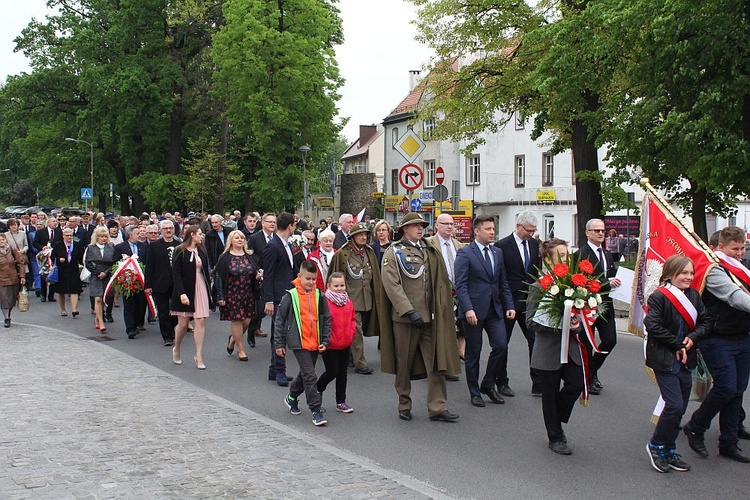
<box><xmin>643</xmin><ymin>255</ymin><xmax>709</xmax><ymax>473</ymax></box>
<box><xmin>170</xmin><ymin>225</ymin><xmax>213</xmax><ymax>370</ymax></box>
<box><xmin>50</xmin><ymin>228</ymin><xmax>84</xmax><ymax>317</ymax></box>
<box><xmin>84</xmin><ymin>227</ymin><xmax>117</xmax><ymax>332</ymax></box>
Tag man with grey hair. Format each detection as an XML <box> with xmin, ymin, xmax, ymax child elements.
<box><xmin>495</xmin><ymin>210</ymin><xmax>543</xmax><ymax>397</ymax></box>
<box><xmin>115</xmin><ymin>225</ymin><xmax>149</xmax><ymax>339</ymax></box>
<box><xmin>333</xmin><ymin>213</ymin><xmax>354</xmax><ymax>250</ymax></box>
<box><xmin>145</xmin><ymin>220</ymin><xmax>181</xmax><ymax>346</ymax></box>
<box><xmin>573</xmin><ymin>218</ymin><xmax>621</xmax><ymax>395</ymax></box>
<box><xmin>206</xmin><ymin>214</ymin><xmax>231</xmax><ymax>271</ymax></box>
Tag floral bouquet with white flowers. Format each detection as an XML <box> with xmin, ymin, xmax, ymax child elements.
<box><xmin>288</xmin><ymin>234</ymin><xmax>306</xmax><ymax>249</ymax></box>
<box><xmin>532</xmin><ymin>255</ymin><xmax>607</xmax><ymax>330</ymax></box>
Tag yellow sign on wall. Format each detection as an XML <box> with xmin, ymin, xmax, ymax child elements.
<box><xmin>536</xmin><ymin>189</ymin><xmax>556</xmax><ymax>202</ymax></box>
<box><xmin>384</xmin><ymin>195</ymin><xmax>402</xmax><ymax>211</ymax></box>
<box><xmin>317</xmin><ymin>197</ymin><xmax>335</xmax><ymax>208</ymax></box>
<box><xmin>434</xmin><ymin>200</ymin><xmax>473</xmax><ymax>217</ymax></box>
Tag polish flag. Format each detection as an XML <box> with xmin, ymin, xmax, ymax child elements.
<box><xmin>352</xmin><ymin>207</ymin><xmax>366</xmax><ymax>224</ymax></box>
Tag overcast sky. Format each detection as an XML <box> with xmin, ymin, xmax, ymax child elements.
<box><xmin>0</xmin><ymin>0</ymin><xmax>434</xmax><ymax>143</ymax></box>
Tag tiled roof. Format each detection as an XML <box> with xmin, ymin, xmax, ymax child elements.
<box><xmin>341</xmin><ymin>124</ymin><xmax>384</xmax><ymax>160</ymax></box>
<box><xmin>385</xmin><ymin>83</ymin><xmax>425</xmax><ymax>119</ymax></box>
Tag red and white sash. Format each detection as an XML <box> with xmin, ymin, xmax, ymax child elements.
<box><xmin>104</xmin><ymin>255</ymin><xmax>157</xmax><ymax>317</ymax></box>
<box><xmin>714</xmin><ymin>250</ymin><xmax>750</xmax><ymax>288</ymax></box>
<box><xmin>656</xmin><ymin>283</ymin><xmax>697</xmax><ymax>331</ymax></box>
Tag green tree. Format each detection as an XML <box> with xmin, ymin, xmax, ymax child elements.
<box><xmin>212</xmin><ymin>0</ymin><xmax>345</xmax><ymax>213</ymax></box>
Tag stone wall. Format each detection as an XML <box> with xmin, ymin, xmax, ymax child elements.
<box><xmin>339</xmin><ymin>173</ymin><xmax>376</xmax><ymax>218</ymax></box>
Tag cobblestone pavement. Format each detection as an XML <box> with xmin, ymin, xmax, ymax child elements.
<box><xmin>0</xmin><ymin>323</ymin><xmax>452</xmax><ymax>499</ymax></box>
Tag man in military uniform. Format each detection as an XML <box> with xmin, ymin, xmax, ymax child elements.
<box><xmin>329</xmin><ymin>222</ymin><xmax>385</xmax><ymax>375</ymax></box>
<box><xmin>380</xmin><ymin>212</ymin><xmax>461</xmax><ymax>422</ymax></box>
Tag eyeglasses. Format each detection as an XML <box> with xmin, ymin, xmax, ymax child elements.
<box><xmin>519</xmin><ymin>225</ymin><xmax>536</xmax><ymax>233</ymax></box>
<box><xmin>438</xmin><ymin>222</ymin><xmax>454</xmax><ymax>226</ymax></box>
<box><xmin>588</xmin><ymin>229</ymin><xmax>606</xmax><ymax>233</ymax></box>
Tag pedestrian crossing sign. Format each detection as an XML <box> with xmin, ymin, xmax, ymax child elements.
<box><xmin>81</xmin><ymin>188</ymin><xmax>93</xmax><ymax>200</ymax></box>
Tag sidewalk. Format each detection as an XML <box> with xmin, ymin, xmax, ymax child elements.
<box><xmin>0</xmin><ymin>323</ymin><xmax>450</xmax><ymax>498</ymax></box>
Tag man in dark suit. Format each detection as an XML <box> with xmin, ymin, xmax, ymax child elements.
<box><xmin>495</xmin><ymin>210</ymin><xmax>543</xmax><ymax>397</ymax></box>
<box><xmin>114</xmin><ymin>226</ymin><xmax>149</xmax><ymax>339</ymax></box>
<box><xmin>144</xmin><ymin>220</ymin><xmax>181</xmax><ymax>346</ymax></box>
<box><xmin>246</xmin><ymin>213</ymin><xmax>277</xmax><ymax>342</ymax></box>
<box><xmin>205</xmin><ymin>214</ymin><xmax>231</xmax><ymax>271</ymax></box>
<box><xmin>263</xmin><ymin>212</ymin><xmax>299</xmax><ymax>386</ymax></box>
<box><xmin>573</xmin><ymin>218</ymin><xmax>621</xmax><ymax>395</ymax></box>
<box><xmin>454</xmin><ymin>215</ymin><xmax>516</xmax><ymax>407</ymax></box>
<box><xmin>70</xmin><ymin>216</ymin><xmax>90</xmax><ymax>246</ymax></box>
<box><xmin>333</xmin><ymin>213</ymin><xmax>353</xmax><ymax>250</ymax></box>
<box><xmin>240</xmin><ymin>212</ymin><xmax>260</xmax><ymax>238</ymax></box>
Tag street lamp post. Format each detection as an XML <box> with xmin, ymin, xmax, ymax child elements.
<box><xmin>299</xmin><ymin>145</ymin><xmax>311</xmax><ymax>215</ymax></box>
<box><xmin>65</xmin><ymin>138</ymin><xmax>94</xmax><ymax>212</ymax></box>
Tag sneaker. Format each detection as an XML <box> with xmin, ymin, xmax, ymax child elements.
<box><xmin>284</xmin><ymin>395</ymin><xmax>301</xmax><ymax>415</ymax></box>
<box><xmin>336</xmin><ymin>402</ymin><xmax>354</xmax><ymax>413</ymax></box>
<box><xmin>666</xmin><ymin>450</ymin><xmax>690</xmax><ymax>471</ymax></box>
<box><xmin>311</xmin><ymin>409</ymin><xmax>328</xmax><ymax>426</ymax></box>
<box><xmin>647</xmin><ymin>442</ymin><xmax>670</xmax><ymax>473</ymax></box>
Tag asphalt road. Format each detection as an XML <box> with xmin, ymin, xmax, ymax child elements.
<box><xmin>14</xmin><ymin>291</ymin><xmax>750</xmax><ymax>499</ymax></box>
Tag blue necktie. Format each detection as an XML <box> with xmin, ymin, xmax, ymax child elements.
<box><xmin>484</xmin><ymin>247</ymin><xmax>492</xmax><ymax>273</ymax></box>
<box><xmin>523</xmin><ymin>240</ymin><xmax>530</xmax><ymax>272</ymax></box>
<box><xmin>131</xmin><ymin>243</ymin><xmax>138</xmax><ymax>256</ymax></box>
<box><xmin>598</xmin><ymin>247</ymin><xmax>605</xmax><ymax>274</ymax></box>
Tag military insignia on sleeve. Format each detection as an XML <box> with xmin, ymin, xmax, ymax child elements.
<box><xmin>383</xmin><ymin>258</ymin><xmax>389</xmax><ymax>266</ymax></box>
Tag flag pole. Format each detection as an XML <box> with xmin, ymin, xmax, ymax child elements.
<box><xmin>639</xmin><ymin>178</ymin><xmax>720</xmax><ymax>264</ymax></box>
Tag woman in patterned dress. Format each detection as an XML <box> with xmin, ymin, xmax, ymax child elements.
<box><xmin>170</xmin><ymin>226</ymin><xmax>213</xmax><ymax>369</ymax></box>
<box><xmin>215</xmin><ymin>230</ymin><xmax>260</xmax><ymax>362</ymax></box>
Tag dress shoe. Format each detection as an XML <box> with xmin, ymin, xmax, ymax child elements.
<box><xmin>248</xmin><ymin>336</ymin><xmax>256</xmax><ymax>348</ymax></box>
<box><xmin>497</xmin><ymin>384</ymin><xmax>515</xmax><ymax>397</ymax></box>
<box><xmin>276</xmin><ymin>373</ymin><xmax>290</xmax><ymax>387</ymax></box>
<box><xmin>172</xmin><ymin>347</ymin><xmax>182</xmax><ymax>365</ymax></box>
<box><xmin>719</xmin><ymin>444</ymin><xmax>750</xmax><ymax>463</ymax></box>
<box><xmin>105</xmin><ymin>315</ymin><xmax>114</xmax><ymax>323</ymax></box>
<box><xmin>127</xmin><ymin>330</ymin><xmax>137</xmax><ymax>339</ymax></box>
<box><xmin>471</xmin><ymin>396</ymin><xmax>485</xmax><ymax>407</ymax></box>
<box><xmin>549</xmin><ymin>441</ymin><xmax>572</xmax><ymax>455</ymax></box>
<box><xmin>48</xmin><ymin>295</ymin><xmax>55</xmax><ymax>301</ymax></box>
<box><xmin>445</xmin><ymin>374</ymin><xmax>460</xmax><ymax>382</ymax></box>
<box><xmin>738</xmin><ymin>426</ymin><xmax>750</xmax><ymax>440</ymax></box>
<box><xmin>71</xmin><ymin>311</ymin><xmax>79</xmax><ymax>318</ymax></box>
<box><xmin>588</xmin><ymin>384</ymin><xmax>602</xmax><ymax>396</ymax></box>
<box><xmin>194</xmin><ymin>357</ymin><xmax>206</xmax><ymax>370</ymax></box>
<box><xmin>255</xmin><ymin>329</ymin><xmax>268</xmax><ymax>337</ymax></box>
<box><xmin>480</xmin><ymin>387</ymin><xmax>505</xmax><ymax>404</ymax></box>
<box><xmin>683</xmin><ymin>426</ymin><xmax>708</xmax><ymax>458</ymax></box>
<box><xmin>35</xmin><ymin>290</ymin><xmax>41</xmax><ymax>297</ymax></box>
<box><xmin>227</xmin><ymin>335</ymin><xmax>235</xmax><ymax>355</ymax></box>
<box><xmin>429</xmin><ymin>410</ymin><xmax>459</xmax><ymax>422</ymax></box>
<box><xmin>238</xmin><ymin>354</ymin><xmax>248</xmax><ymax>362</ymax></box>
<box><xmin>354</xmin><ymin>366</ymin><xmax>374</xmax><ymax>375</ymax></box>
<box><xmin>591</xmin><ymin>376</ymin><xmax>603</xmax><ymax>390</ymax></box>
<box><xmin>3</xmin><ymin>318</ymin><xmax>10</xmax><ymax>328</ymax></box>
<box><xmin>398</xmin><ymin>410</ymin><xmax>413</xmax><ymax>421</ymax></box>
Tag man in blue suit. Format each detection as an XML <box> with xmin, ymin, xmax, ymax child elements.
<box><xmin>454</xmin><ymin>215</ymin><xmax>516</xmax><ymax>407</ymax></box>
<box><xmin>263</xmin><ymin>212</ymin><xmax>300</xmax><ymax>387</ymax></box>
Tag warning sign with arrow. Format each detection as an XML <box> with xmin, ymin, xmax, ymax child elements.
<box><xmin>398</xmin><ymin>163</ymin><xmax>423</xmax><ymax>191</ymax></box>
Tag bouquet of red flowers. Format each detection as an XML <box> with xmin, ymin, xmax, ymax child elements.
<box><xmin>533</xmin><ymin>255</ymin><xmax>607</xmax><ymax>329</ymax></box>
<box><xmin>110</xmin><ymin>260</ymin><xmax>146</xmax><ymax>298</ymax></box>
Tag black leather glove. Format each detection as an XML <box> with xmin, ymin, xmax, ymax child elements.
<box><xmin>405</xmin><ymin>310</ymin><xmax>425</xmax><ymax>329</ymax></box>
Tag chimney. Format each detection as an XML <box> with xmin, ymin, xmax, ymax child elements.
<box><xmin>409</xmin><ymin>70</ymin><xmax>422</xmax><ymax>91</ymax></box>
<box><xmin>359</xmin><ymin>125</ymin><xmax>377</xmax><ymax>145</ymax></box>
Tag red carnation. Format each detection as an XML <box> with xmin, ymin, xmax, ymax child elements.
<box><xmin>578</xmin><ymin>259</ymin><xmax>594</xmax><ymax>275</ymax></box>
<box><xmin>539</xmin><ymin>274</ymin><xmax>554</xmax><ymax>290</ymax></box>
<box><xmin>552</xmin><ymin>263</ymin><xmax>569</xmax><ymax>277</ymax></box>
<box><xmin>572</xmin><ymin>273</ymin><xmax>587</xmax><ymax>287</ymax></box>
<box><xmin>587</xmin><ymin>280</ymin><xmax>601</xmax><ymax>293</ymax></box>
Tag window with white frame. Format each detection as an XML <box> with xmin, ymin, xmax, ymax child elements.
<box><xmin>424</xmin><ymin>160</ymin><xmax>436</xmax><ymax>188</ymax></box>
<box><xmin>423</xmin><ymin>118</ymin><xmax>436</xmax><ymax>139</ymax></box>
<box><xmin>391</xmin><ymin>127</ymin><xmax>399</xmax><ymax>148</ymax></box>
<box><xmin>514</xmin><ymin>111</ymin><xmax>525</xmax><ymax>130</ymax></box>
<box><xmin>515</xmin><ymin>155</ymin><xmax>525</xmax><ymax>187</ymax></box>
<box><xmin>542</xmin><ymin>153</ymin><xmax>554</xmax><ymax>186</ymax></box>
<box><xmin>355</xmin><ymin>164</ymin><xmax>367</xmax><ymax>174</ymax></box>
<box><xmin>466</xmin><ymin>155</ymin><xmax>480</xmax><ymax>186</ymax></box>
<box><xmin>391</xmin><ymin>169</ymin><xmax>399</xmax><ymax>194</ymax></box>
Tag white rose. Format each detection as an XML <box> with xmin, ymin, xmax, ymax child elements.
<box><xmin>588</xmin><ymin>297</ymin><xmax>598</xmax><ymax>308</ymax></box>
<box><xmin>549</xmin><ymin>285</ymin><xmax>560</xmax><ymax>296</ymax></box>
<box><xmin>595</xmin><ymin>294</ymin><xmax>602</xmax><ymax>304</ymax></box>
<box><xmin>574</xmin><ymin>298</ymin><xmax>585</xmax><ymax>309</ymax></box>
<box><xmin>576</xmin><ymin>286</ymin><xmax>588</xmax><ymax>296</ymax></box>
<box><xmin>564</xmin><ymin>288</ymin><xmax>575</xmax><ymax>297</ymax></box>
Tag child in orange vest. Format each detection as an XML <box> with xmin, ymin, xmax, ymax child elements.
<box><xmin>275</xmin><ymin>261</ymin><xmax>331</xmax><ymax>426</ymax></box>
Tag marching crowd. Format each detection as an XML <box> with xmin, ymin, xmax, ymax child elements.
<box><xmin>1</xmin><ymin>208</ymin><xmax>749</xmax><ymax>469</ymax></box>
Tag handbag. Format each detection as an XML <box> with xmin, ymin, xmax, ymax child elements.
<box><xmin>17</xmin><ymin>286</ymin><xmax>29</xmax><ymax>313</ymax></box>
<box><xmin>690</xmin><ymin>349</ymin><xmax>713</xmax><ymax>402</ymax></box>
<box><xmin>47</xmin><ymin>266</ymin><xmax>59</xmax><ymax>284</ymax></box>
<box><xmin>80</xmin><ymin>247</ymin><xmax>91</xmax><ymax>283</ymax></box>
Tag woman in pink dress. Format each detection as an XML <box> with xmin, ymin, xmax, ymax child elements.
<box><xmin>170</xmin><ymin>226</ymin><xmax>213</xmax><ymax>369</ymax></box>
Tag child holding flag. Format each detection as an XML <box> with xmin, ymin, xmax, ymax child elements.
<box><xmin>644</xmin><ymin>255</ymin><xmax>709</xmax><ymax>473</ymax></box>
